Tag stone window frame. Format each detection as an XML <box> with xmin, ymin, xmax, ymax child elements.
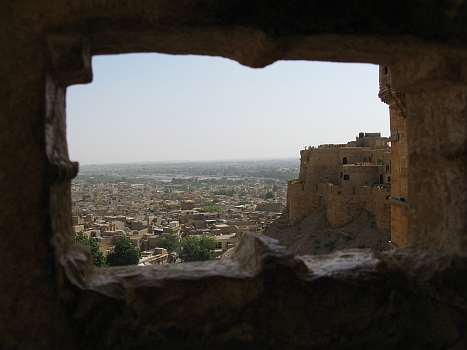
<box><xmin>44</xmin><ymin>30</ymin><xmax>467</xmax><ymax>348</ymax></box>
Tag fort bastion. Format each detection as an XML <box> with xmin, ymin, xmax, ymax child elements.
<box><xmin>288</xmin><ymin>133</ymin><xmax>391</xmax><ymax>230</ymax></box>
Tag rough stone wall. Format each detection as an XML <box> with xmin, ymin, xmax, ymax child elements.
<box><xmin>304</xmin><ymin>149</ymin><xmax>340</xmax><ymax>185</ymax></box>
<box><xmin>299</xmin><ymin>142</ymin><xmax>391</xmax><ymax>188</ymax></box>
<box><xmin>287</xmin><ymin>180</ymin><xmax>322</xmax><ymax>224</ymax></box>
<box><xmin>339</xmin><ymin>147</ymin><xmax>370</xmax><ymax>164</ymax></box>
<box><xmin>389</xmin><ymin>105</ymin><xmax>409</xmax><ymax>247</ymax></box>
<box><xmin>390</xmin><ymin>201</ymin><xmax>409</xmax><ymax>247</ymax></box>
<box><xmin>379</xmin><ymin>66</ymin><xmax>409</xmax><ymax>248</ymax></box>
<box><xmin>326</xmin><ymin>192</ymin><xmax>366</xmax><ymax>227</ymax></box>
<box><xmin>288</xmin><ymin>181</ymin><xmax>391</xmax><ymax>231</ymax></box>
<box><xmin>390</xmin><ymin>109</ymin><xmax>409</xmax><ymax>201</ymax></box>
<box><xmin>361</xmin><ymin>149</ymin><xmax>391</xmax><ymax>165</ymax></box>
<box><xmin>2</xmin><ymin>1</ymin><xmax>467</xmax><ymax>349</ymax></box>
<box><xmin>372</xmin><ymin>187</ymin><xmax>392</xmax><ymax>232</ymax></box>
<box><xmin>342</xmin><ymin>165</ymin><xmax>381</xmax><ymax>186</ymax></box>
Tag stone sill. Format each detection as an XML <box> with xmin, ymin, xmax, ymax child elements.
<box><xmin>61</xmin><ymin>232</ymin><xmax>467</xmax><ymax>349</ymax></box>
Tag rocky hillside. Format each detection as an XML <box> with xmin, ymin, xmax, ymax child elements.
<box><xmin>263</xmin><ymin>206</ymin><xmax>390</xmax><ymax>256</ymax></box>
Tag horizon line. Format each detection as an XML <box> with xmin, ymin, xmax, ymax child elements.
<box><xmin>78</xmin><ymin>156</ymin><xmax>300</xmax><ymax>167</ymax></box>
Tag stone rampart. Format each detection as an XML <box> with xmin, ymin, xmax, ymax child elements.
<box><xmin>288</xmin><ymin>180</ymin><xmax>390</xmax><ymax>232</ymax></box>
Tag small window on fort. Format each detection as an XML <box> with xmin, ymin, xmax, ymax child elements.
<box><xmin>343</xmin><ymin>157</ymin><xmax>348</xmax><ymax>165</ymax></box>
<box><xmin>66</xmin><ymin>54</ymin><xmax>389</xmax><ymax>264</ymax></box>
<box><xmin>384</xmin><ymin>66</ymin><xmax>388</xmax><ymax>75</ymax></box>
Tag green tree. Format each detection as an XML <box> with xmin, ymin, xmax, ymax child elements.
<box><xmin>198</xmin><ymin>205</ymin><xmax>223</xmax><ymax>213</ymax></box>
<box><xmin>272</xmin><ymin>184</ymin><xmax>280</xmax><ymax>192</ymax></box>
<box><xmin>74</xmin><ymin>231</ymin><xmax>107</xmax><ymax>267</ymax></box>
<box><xmin>157</xmin><ymin>234</ymin><xmax>180</xmax><ymax>253</ymax></box>
<box><xmin>213</xmin><ymin>189</ymin><xmax>234</xmax><ymax>196</ymax></box>
<box><xmin>107</xmin><ymin>236</ymin><xmax>141</xmax><ymax>266</ymax></box>
<box><xmin>377</xmin><ymin>157</ymin><xmax>384</xmax><ymax>165</ymax></box>
<box><xmin>180</xmin><ymin>235</ymin><xmax>216</xmax><ymax>262</ymax></box>
<box><xmin>74</xmin><ymin>231</ymin><xmax>88</xmax><ymax>245</ymax></box>
<box><xmin>89</xmin><ymin>237</ymin><xmax>108</xmax><ymax>267</ymax></box>
<box><xmin>264</xmin><ymin>191</ymin><xmax>275</xmax><ymax>199</ymax></box>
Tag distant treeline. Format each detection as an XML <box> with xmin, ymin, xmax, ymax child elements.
<box><xmin>75</xmin><ymin>161</ymin><xmax>299</xmax><ymax>184</ymax></box>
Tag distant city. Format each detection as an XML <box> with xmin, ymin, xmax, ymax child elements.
<box><xmin>71</xmin><ymin>159</ymin><xmax>298</xmax><ymax>266</ymax></box>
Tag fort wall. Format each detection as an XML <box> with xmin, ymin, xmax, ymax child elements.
<box><xmin>379</xmin><ymin>66</ymin><xmax>409</xmax><ymax>248</ymax></box>
<box><xmin>342</xmin><ymin>165</ymin><xmax>380</xmax><ymax>187</ymax></box>
<box><xmin>339</xmin><ymin>147</ymin><xmax>369</xmax><ymax>164</ymax></box>
<box><xmin>299</xmin><ymin>148</ymin><xmax>340</xmax><ymax>184</ymax></box>
<box><xmin>289</xmin><ymin>132</ymin><xmax>391</xmax><ymax>231</ymax></box>
<box><xmin>390</xmin><ymin>200</ymin><xmax>409</xmax><ymax>247</ymax></box>
<box><xmin>288</xmin><ymin>180</ymin><xmax>390</xmax><ymax>232</ymax></box>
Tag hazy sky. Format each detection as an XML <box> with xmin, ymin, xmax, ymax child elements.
<box><xmin>66</xmin><ymin>53</ymin><xmax>389</xmax><ymax>165</ymax></box>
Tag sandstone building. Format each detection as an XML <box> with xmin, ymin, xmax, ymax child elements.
<box><xmin>298</xmin><ymin>132</ymin><xmax>390</xmax><ymax>186</ymax></box>
<box><xmin>379</xmin><ymin>66</ymin><xmax>409</xmax><ymax>249</ymax></box>
<box><xmin>2</xmin><ymin>2</ymin><xmax>467</xmax><ymax>349</ymax></box>
<box><xmin>288</xmin><ymin>133</ymin><xmax>391</xmax><ymax>230</ymax></box>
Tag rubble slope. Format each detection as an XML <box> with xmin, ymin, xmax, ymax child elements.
<box><xmin>263</xmin><ymin>206</ymin><xmax>390</xmax><ymax>256</ymax></box>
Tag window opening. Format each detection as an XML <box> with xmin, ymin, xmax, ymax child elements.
<box><xmin>67</xmin><ymin>54</ymin><xmax>390</xmax><ymax>264</ymax></box>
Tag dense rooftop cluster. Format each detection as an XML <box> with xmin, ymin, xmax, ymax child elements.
<box><xmin>71</xmin><ymin>161</ymin><xmax>293</xmax><ymax>264</ymax></box>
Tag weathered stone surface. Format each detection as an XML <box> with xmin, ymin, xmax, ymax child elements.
<box><xmin>2</xmin><ymin>1</ymin><xmax>467</xmax><ymax>349</ymax></box>
<box><xmin>56</xmin><ymin>234</ymin><xmax>467</xmax><ymax>350</ymax></box>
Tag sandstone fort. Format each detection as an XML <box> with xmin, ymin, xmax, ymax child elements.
<box><xmin>287</xmin><ymin>65</ymin><xmax>409</xmax><ymax>251</ymax></box>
